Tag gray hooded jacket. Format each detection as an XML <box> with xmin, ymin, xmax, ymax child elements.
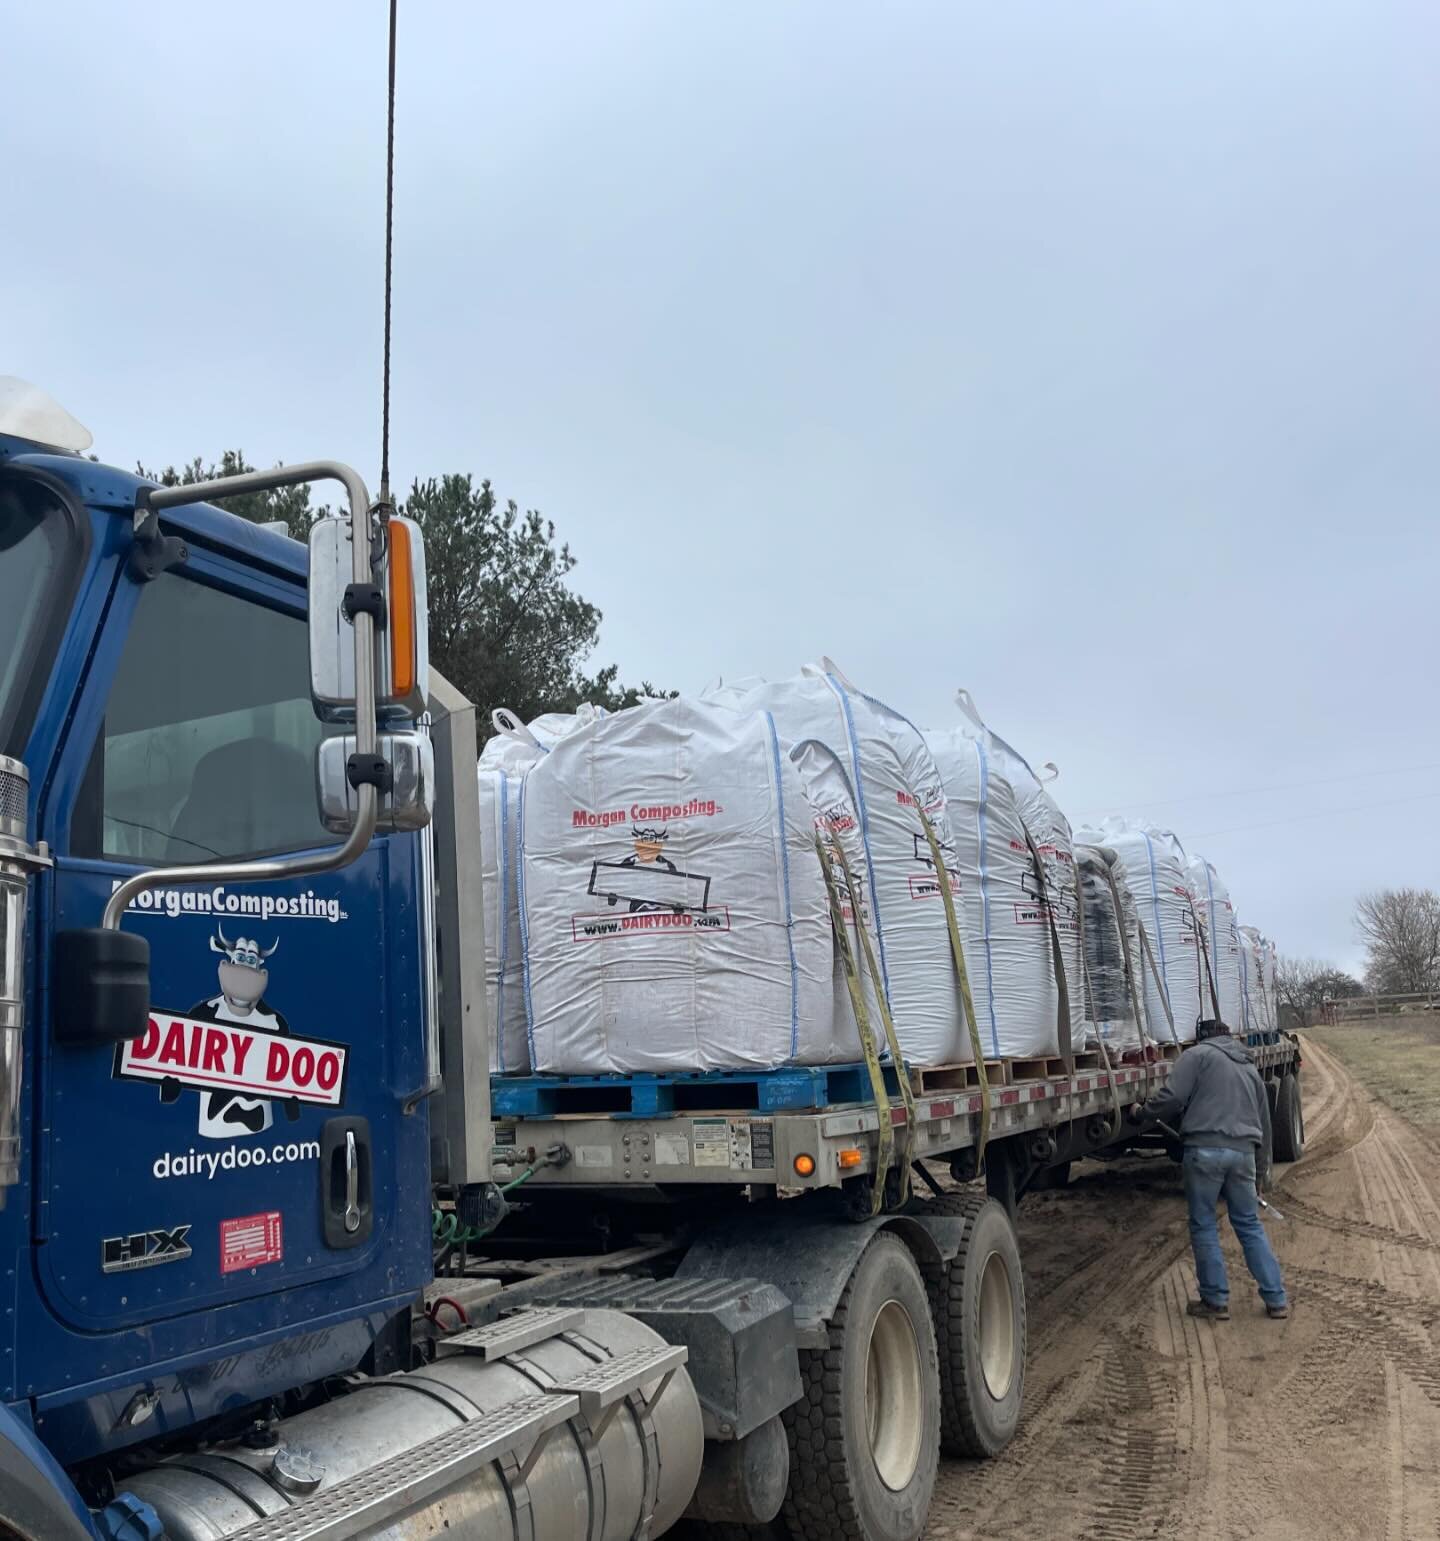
<box><xmin>1144</xmin><ymin>1035</ymin><xmax>1272</xmax><ymax>1153</ymax></box>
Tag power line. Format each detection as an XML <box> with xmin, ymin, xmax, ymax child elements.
<box><xmin>1072</xmin><ymin>761</ymin><xmax>1440</xmax><ymax>819</ymax></box>
<box><xmin>1188</xmin><ymin>788</ymin><xmax>1440</xmax><ymax>841</ymax></box>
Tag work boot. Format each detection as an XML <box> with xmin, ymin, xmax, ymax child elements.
<box><xmin>1187</xmin><ymin>1298</ymin><xmax>1230</xmax><ymax>1321</ymax></box>
<box><xmin>1265</xmin><ymin>1302</ymin><xmax>1290</xmax><ymax>1319</ymax></box>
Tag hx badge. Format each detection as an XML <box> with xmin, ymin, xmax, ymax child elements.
<box><xmin>102</xmin><ymin>1225</ymin><xmax>193</xmax><ymax>1274</ymax></box>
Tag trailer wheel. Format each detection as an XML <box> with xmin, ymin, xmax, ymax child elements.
<box><xmin>1273</xmin><ymin>1072</ymin><xmax>1304</xmax><ymax>1163</ymax></box>
<box><xmin>928</xmin><ymin>1198</ymin><xmax>1026</xmax><ymax>1458</ymax></box>
<box><xmin>780</xmin><ymin>1232</ymin><xmax>940</xmax><ymax>1541</ymax></box>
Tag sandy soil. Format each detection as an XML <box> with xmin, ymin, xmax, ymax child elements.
<box><xmin>928</xmin><ymin>1038</ymin><xmax>1440</xmax><ymax>1541</ymax></box>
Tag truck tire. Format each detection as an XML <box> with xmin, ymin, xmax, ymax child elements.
<box><xmin>927</xmin><ymin>1198</ymin><xmax>1026</xmax><ymax>1458</ymax></box>
<box><xmin>1273</xmin><ymin>1072</ymin><xmax>1304</xmax><ymax>1164</ymax></box>
<box><xmin>780</xmin><ymin>1232</ymin><xmax>940</xmax><ymax>1541</ymax></box>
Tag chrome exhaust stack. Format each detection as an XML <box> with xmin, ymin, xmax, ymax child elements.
<box><xmin>0</xmin><ymin>755</ymin><xmax>50</xmax><ymax>1206</ymax></box>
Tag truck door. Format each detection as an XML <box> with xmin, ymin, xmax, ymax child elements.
<box><xmin>34</xmin><ymin>550</ymin><xmax>430</xmax><ymax>1334</ymax></box>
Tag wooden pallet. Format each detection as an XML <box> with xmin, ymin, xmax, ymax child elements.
<box><xmin>908</xmin><ymin>1060</ymin><xmax>1010</xmax><ymax>1094</ymax></box>
<box><xmin>1007</xmin><ymin>1055</ymin><xmax>1069</xmax><ymax>1083</ymax></box>
<box><xmin>1070</xmin><ymin>1050</ymin><xmax>1107</xmax><ymax>1072</ymax></box>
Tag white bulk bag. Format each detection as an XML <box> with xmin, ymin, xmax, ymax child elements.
<box><xmin>1186</xmin><ymin>856</ymin><xmax>1244</xmax><ymax>1029</ymax></box>
<box><xmin>480</xmin><ymin>706</ymin><xmax>605</xmax><ymax>1074</ymax></box>
<box><xmin>1239</xmin><ymin>925</ymin><xmax>1278</xmax><ymax>1033</ymax></box>
<box><xmin>949</xmin><ymin>691</ymin><xmax>1083</xmax><ymax>1055</ymax></box>
<box><xmin>1238</xmin><ymin>924</ymin><xmax>1266</xmax><ymax>1034</ymax></box>
<box><xmin>925</xmin><ymin>726</ymin><xmax>1063</xmax><ymax>1058</ymax></box>
<box><xmin>1077</xmin><ymin>820</ymin><xmax>1205</xmax><ymax>1042</ymax></box>
<box><xmin>788</xmin><ymin>737</ymin><xmax>885</xmax><ymax>1061</ymax></box>
<box><xmin>518</xmin><ymin>697</ymin><xmax>839</xmax><ymax>1074</ymax></box>
<box><xmin>1075</xmin><ymin>845</ymin><xmax>1151</xmax><ymax>1053</ymax></box>
<box><xmin>707</xmin><ymin>662</ymin><xmax>966</xmax><ymax>1065</ymax></box>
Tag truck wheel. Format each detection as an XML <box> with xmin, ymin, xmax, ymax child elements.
<box><xmin>780</xmin><ymin>1232</ymin><xmax>940</xmax><ymax>1541</ymax></box>
<box><xmin>1273</xmin><ymin>1072</ymin><xmax>1304</xmax><ymax>1163</ymax></box>
<box><xmin>928</xmin><ymin>1198</ymin><xmax>1026</xmax><ymax>1458</ymax></box>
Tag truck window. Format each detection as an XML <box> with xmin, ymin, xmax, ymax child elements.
<box><xmin>74</xmin><ymin>572</ymin><xmax>338</xmax><ymax>865</ymax></box>
<box><xmin>0</xmin><ymin>477</ymin><xmax>76</xmax><ymax>758</ymax></box>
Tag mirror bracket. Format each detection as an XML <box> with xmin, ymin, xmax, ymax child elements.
<box><xmin>129</xmin><ymin>493</ymin><xmax>189</xmax><ymax>584</ymax></box>
<box><xmin>347</xmin><ymin>752</ymin><xmax>394</xmax><ymax>793</ymax></box>
<box><xmin>343</xmin><ymin>582</ymin><xmax>387</xmax><ymax>627</ymax></box>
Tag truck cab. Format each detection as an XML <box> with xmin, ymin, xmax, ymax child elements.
<box><xmin>0</xmin><ymin>392</ymin><xmax>706</xmax><ymax>1541</ymax></box>
<box><xmin>0</xmin><ymin>421</ymin><xmax>433</xmax><ymax>1467</ymax></box>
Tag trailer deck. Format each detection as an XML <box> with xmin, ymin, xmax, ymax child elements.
<box><xmin>491</xmin><ymin>1037</ymin><xmax>1301</xmax><ymax>1192</ymax></box>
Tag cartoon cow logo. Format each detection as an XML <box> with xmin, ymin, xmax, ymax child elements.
<box><xmin>586</xmin><ymin>826</ymin><xmax>713</xmax><ymax>915</ymax></box>
<box><xmin>163</xmin><ymin>925</ymin><xmax>298</xmax><ymax>1139</ymax></box>
<box><xmin>618</xmin><ymin>826</ymin><xmax>679</xmax><ymax>912</ymax></box>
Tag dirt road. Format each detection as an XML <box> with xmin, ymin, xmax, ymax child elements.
<box><xmin>929</xmin><ymin>1039</ymin><xmax>1440</xmax><ymax>1541</ymax></box>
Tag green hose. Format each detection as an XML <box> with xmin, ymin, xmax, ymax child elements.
<box><xmin>431</xmin><ymin>1163</ymin><xmax>542</xmax><ymax>1248</ymax></box>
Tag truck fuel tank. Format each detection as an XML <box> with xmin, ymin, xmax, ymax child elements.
<box><xmin>121</xmin><ymin>1308</ymin><xmax>703</xmax><ymax>1541</ymax></box>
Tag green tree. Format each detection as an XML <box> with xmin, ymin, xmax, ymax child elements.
<box><xmin>402</xmin><ymin>474</ymin><xmax>670</xmax><ymax>735</ymax></box>
<box><xmin>136</xmin><ymin>454</ymin><xmax>666</xmax><ymax>734</ymax></box>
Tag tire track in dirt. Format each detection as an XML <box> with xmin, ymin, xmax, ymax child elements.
<box><xmin>1291</xmin><ymin>1039</ymin><xmax>1370</xmax><ymax>1163</ymax></box>
<box><xmin>928</xmin><ymin>1036</ymin><xmax>1409</xmax><ymax>1541</ymax></box>
<box><xmin>1271</xmin><ymin>1190</ymin><xmax>1440</xmax><ymax>1257</ymax></box>
<box><xmin>1075</xmin><ymin>1329</ymin><xmax>1182</xmax><ymax>1541</ymax></box>
<box><xmin>1288</xmin><ymin>1266</ymin><xmax>1440</xmax><ymax>1377</ymax></box>
<box><xmin>1292</xmin><ymin>1066</ymin><xmax>1440</xmax><ymax>1541</ymax></box>
<box><xmin>1363</xmin><ymin>1110</ymin><xmax>1440</xmax><ymax>1303</ymax></box>
<box><xmin>927</xmin><ymin>1182</ymin><xmax>1195</xmax><ymax>1537</ymax></box>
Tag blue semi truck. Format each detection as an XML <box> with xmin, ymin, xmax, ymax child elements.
<box><xmin>0</xmin><ymin>381</ymin><xmax>1303</xmax><ymax>1541</ymax></box>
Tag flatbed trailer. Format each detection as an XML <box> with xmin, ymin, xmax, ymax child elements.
<box><xmin>490</xmin><ymin>1036</ymin><xmax>1302</xmax><ymax>1206</ymax></box>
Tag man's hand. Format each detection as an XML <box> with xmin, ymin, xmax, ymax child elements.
<box><xmin>1127</xmin><ymin>1100</ymin><xmax>1153</xmax><ymax>1126</ymax></box>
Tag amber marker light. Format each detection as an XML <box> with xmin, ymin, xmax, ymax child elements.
<box><xmin>387</xmin><ymin>517</ymin><xmax>418</xmax><ymax>701</ymax></box>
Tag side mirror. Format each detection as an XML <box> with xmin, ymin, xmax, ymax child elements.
<box><xmin>309</xmin><ymin>515</ymin><xmax>429</xmax><ymax>725</ymax></box>
<box><xmin>53</xmin><ymin>928</ymin><xmax>150</xmax><ymax>1046</ymax></box>
<box><xmin>316</xmin><ymin>730</ymin><xmax>434</xmax><ymax>835</ymax></box>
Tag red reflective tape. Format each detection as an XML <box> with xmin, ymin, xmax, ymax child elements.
<box><xmin>930</xmin><ymin>1099</ymin><xmax>956</xmax><ymax>1118</ymax></box>
<box><xmin>1030</xmin><ymin>1086</ymin><xmax>1047</xmax><ymax>1100</ymax></box>
<box><xmin>999</xmin><ymin>1089</ymin><xmax>1020</xmax><ymax>1105</ymax></box>
<box><xmin>891</xmin><ymin>1106</ymin><xmax>907</xmax><ymax>1125</ymax></box>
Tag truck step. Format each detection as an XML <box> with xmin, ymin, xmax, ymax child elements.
<box><xmin>446</xmin><ymin>1305</ymin><xmax>586</xmax><ymax>1359</ymax></box>
<box><xmin>491</xmin><ymin>1061</ymin><xmax>904</xmax><ymax>1119</ymax></box>
<box><xmin>226</xmin><ymin>1391</ymin><xmax>580</xmax><ymax>1541</ymax></box>
<box><xmin>548</xmin><ymin>1343</ymin><xmax>689</xmax><ymax>1415</ymax></box>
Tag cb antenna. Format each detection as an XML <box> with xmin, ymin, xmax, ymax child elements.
<box><xmin>379</xmin><ymin>0</ymin><xmax>398</xmax><ymax>509</ymax></box>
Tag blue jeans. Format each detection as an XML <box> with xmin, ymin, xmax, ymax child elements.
<box><xmin>1183</xmin><ymin>1146</ymin><xmax>1287</xmax><ymax>1308</ymax></box>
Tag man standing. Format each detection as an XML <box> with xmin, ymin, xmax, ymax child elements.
<box><xmin>1136</xmin><ymin>1019</ymin><xmax>1289</xmax><ymax>1321</ymax></box>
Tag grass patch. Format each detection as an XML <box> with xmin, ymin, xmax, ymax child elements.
<box><xmin>1307</xmin><ymin>1018</ymin><xmax>1440</xmax><ymax>1131</ymax></box>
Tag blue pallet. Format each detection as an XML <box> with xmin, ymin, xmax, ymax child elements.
<box><xmin>492</xmin><ymin>1060</ymin><xmax>903</xmax><ymax>1120</ymax></box>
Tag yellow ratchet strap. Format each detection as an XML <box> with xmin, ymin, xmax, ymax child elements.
<box><xmin>914</xmin><ymin>802</ymin><xmax>990</xmax><ymax>1173</ymax></box>
<box><xmin>816</xmin><ymin>834</ymin><xmax>894</xmax><ymax>1215</ymax></box>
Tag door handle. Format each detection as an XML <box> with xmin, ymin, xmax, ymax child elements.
<box><xmin>321</xmin><ymin>1116</ymin><xmax>372</xmax><ymax>1248</ymax></box>
<box><xmin>343</xmin><ymin>1130</ymin><xmax>361</xmax><ymax>1234</ymax></box>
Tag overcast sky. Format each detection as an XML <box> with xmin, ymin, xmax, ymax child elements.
<box><xmin>10</xmin><ymin>1</ymin><xmax>1438</xmax><ymax>973</ymax></box>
